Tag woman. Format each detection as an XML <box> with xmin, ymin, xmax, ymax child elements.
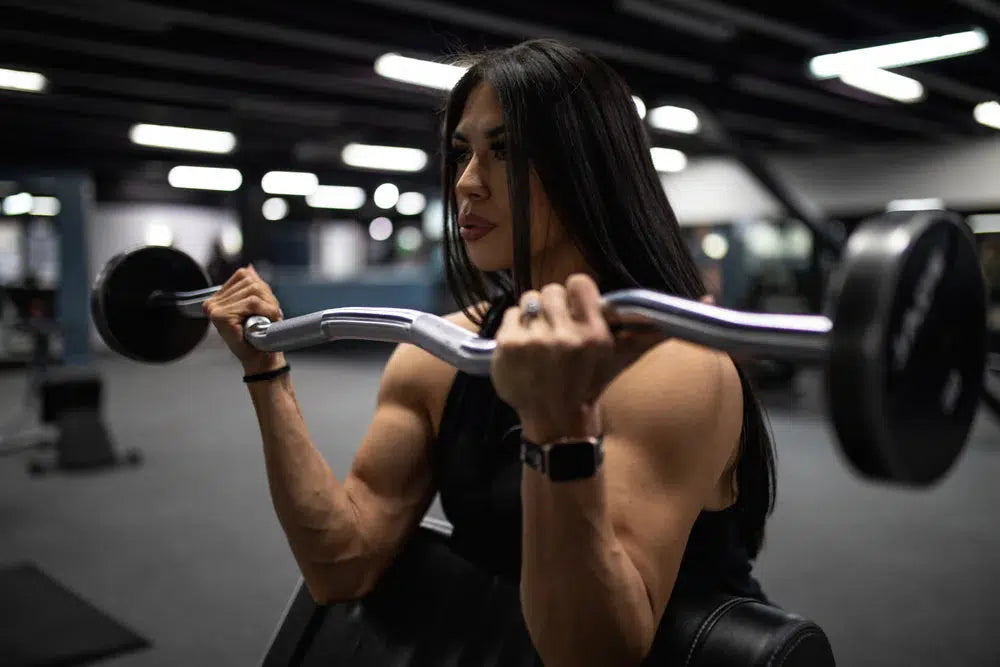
<box><xmin>204</xmin><ymin>39</ymin><xmax>776</xmax><ymax>667</ymax></box>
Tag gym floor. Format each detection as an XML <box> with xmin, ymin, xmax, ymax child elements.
<box><xmin>1</xmin><ymin>338</ymin><xmax>999</xmax><ymax>667</ymax></box>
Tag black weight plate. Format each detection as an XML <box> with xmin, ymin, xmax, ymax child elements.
<box><xmin>91</xmin><ymin>246</ymin><xmax>211</xmax><ymax>363</ymax></box>
<box><xmin>826</xmin><ymin>212</ymin><xmax>987</xmax><ymax>486</ymax></box>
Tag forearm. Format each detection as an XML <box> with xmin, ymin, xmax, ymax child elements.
<box><xmin>247</xmin><ymin>367</ymin><xmax>364</xmax><ymax>580</ymax></box>
<box><xmin>520</xmin><ymin>462</ymin><xmax>655</xmax><ymax>666</ymax></box>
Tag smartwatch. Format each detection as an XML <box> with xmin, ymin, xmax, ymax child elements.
<box><xmin>519</xmin><ymin>434</ymin><xmax>604</xmax><ymax>482</ymax></box>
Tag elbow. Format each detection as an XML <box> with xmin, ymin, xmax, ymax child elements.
<box><xmin>299</xmin><ymin>556</ymin><xmax>381</xmax><ymax>606</ymax></box>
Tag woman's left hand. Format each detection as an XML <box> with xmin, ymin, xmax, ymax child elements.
<box><xmin>491</xmin><ymin>274</ymin><xmax>621</xmax><ymax>441</ymax></box>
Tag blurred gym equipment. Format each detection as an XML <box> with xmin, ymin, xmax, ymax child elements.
<box><xmin>0</xmin><ymin>286</ymin><xmax>142</xmax><ymax>475</ymax></box>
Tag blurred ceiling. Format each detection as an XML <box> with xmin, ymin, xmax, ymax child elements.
<box><xmin>1</xmin><ymin>0</ymin><xmax>998</xmax><ymax>205</ymax></box>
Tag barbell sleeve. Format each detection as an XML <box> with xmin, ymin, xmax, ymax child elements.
<box><xmin>241</xmin><ymin>288</ymin><xmax>833</xmax><ymax>375</ymax></box>
<box><xmin>149</xmin><ymin>287</ymin><xmax>222</xmax><ymax>319</ymax></box>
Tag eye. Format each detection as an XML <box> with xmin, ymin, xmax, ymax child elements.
<box><xmin>448</xmin><ymin>145</ymin><xmax>471</xmax><ymax>165</ymax></box>
<box><xmin>490</xmin><ymin>142</ymin><xmax>507</xmax><ymax>160</ymax></box>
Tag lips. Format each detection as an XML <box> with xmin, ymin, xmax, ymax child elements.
<box><xmin>459</xmin><ymin>213</ymin><xmax>496</xmax><ymax>230</ymax></box>
<box><xmin>458</xmin><ymin>213</ymin><xmax>497</xmax><ymax>242</ymax></box>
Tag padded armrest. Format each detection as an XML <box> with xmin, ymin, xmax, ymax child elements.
<box><xmin>261</xmin><ymin>520</ymin><xmax>834</xmax><ymax>666</ymax></box>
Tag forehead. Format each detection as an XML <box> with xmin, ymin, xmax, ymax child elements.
<box><xmin>453</xmin><ymin>82</ymin><xmax>503</xmax><ymax>138</ymax></box>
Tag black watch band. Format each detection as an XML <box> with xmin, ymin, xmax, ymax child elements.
<box><xmin>519</xmin><ymin>434</ymin><xmax>605</xmax><ymax>482</ymax></box>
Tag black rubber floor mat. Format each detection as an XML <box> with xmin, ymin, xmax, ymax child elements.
<box><xmin>0</xmin><ymin>563</ymin><xmax>150</xmax><ymax>666</ymax></box>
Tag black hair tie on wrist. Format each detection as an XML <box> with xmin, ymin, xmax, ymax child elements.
<box><xmin>243</xmin><ymin>364</ymin><xmax>291</xmax><ymax>383</ymax></box>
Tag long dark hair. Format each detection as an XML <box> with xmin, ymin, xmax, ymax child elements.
<box><xmin>440</xmin><ymin>39</ymin><xmax>776</xmax><ymax>559</ymax></box>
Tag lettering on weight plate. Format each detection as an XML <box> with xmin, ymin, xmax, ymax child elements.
<box><xmin>892</xmin><ymin>248</ymin><xmax>946</xmax><ymax>373</ymax></box>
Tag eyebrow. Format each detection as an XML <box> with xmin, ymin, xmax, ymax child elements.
<box><xmin>452</xmin><ymin>124</ymin><xmax>506</xmax><ymax>142</ymax></box>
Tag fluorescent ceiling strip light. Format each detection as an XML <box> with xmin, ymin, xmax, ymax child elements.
<box><xmin>342</xmin><ymin>143</ymin><xmax>428</xmax><ymax>173</ymax></box>
<box><xmin>648</xmin><ymin>105</ymin><xmax>700</xmax><ymax>133</ymax></box>
<box><xmin>168</xmin><ymin>166</ymin><xmax>243</xmax><ymax>191</ymax></box>
<box><xmin>306</xmin><ymin>185</ymin><xmax>366</xmax><ymax>210</ymax></box>
<box><xmin>886</xmin><ymin>198</ymin><xmax>945</xmax><ymax>212</ymax></box>
<box><xmin>0</xmin><ymin>67</ymin><xmax>47</xmax><ymax>92</ymax></box>
<box><xmin>374</xmin><ymin>53</ymin><xmax>467</xmax><ymax>90</ymax></box>
<box><xmin>838</xmin><ymin>68</ymin><xmax>924</xmax><ymax>103</ymax></box>
<box><xmin>130</xmin><ymin>123</ymin><xmax>236</xmax><ymax>154</ymax></box>
<box><xmin>809</xmin><ymin>28</ymin><xmax>988</xmax><ymax>79</ymax></box>
<box><xmin>262</xmin><ymin>171</ymin><xmax>318</xmax><ymax>196</ymax></box>
<box><xmin>974</xmin><ymin>101</ymin><xmax>1000</xmax><ymax>130</ymax></box>
<box><xmin>650</xmin><ymin>147</ymin><xmax>687</xmax><ymax>172</ymax></box>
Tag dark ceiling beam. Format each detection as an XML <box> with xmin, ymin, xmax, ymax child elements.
<box><xmin>653</xmin><ymin>0</ymin><xmax>824</xmax><ymax>48</ymax></box>
<box><xmin>348</xmin><ymin>0</ymin><xmax>716</xmax><ymax>82</ymax></box>
<box><xmin>0</xmin><ymin>0</ymin><xmax>170</xmax><ymax>30</ymax></box>
<box><xmin>13</xmin><ymin>66</ymin><xmax>438</xmax><ymax>133</ymax></box>
<box><xmin>615</xmin><ymin>0</ymin><xmax>737</xmax><ymax>42</ymax></box>
<box><xmin>0</xmin><ymin>0</ymin><xmax>391</xmax><ymax>60</ymax></box>
<box><xmin>0</xmin><ymin>27</ymin><xmax>437</xmax><ymax>106</ymax></box>
<box><xmin>955</xmin><ymin>0</ymin><xmax>1000</xmax><ymax>25</ymax></box>
<box><xmin>713</xmin><ymin>111</ymin><xmax>834</xmax><ymax>145</ymax></box>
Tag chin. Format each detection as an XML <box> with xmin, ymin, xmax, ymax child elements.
<box><xmin>465</xmin><ymin>246</ymin><xmax>511</xmax><ymax>273</ymax></box>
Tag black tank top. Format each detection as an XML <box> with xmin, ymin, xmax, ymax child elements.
<box><xmin>432</xmin><ymin>296</ymin><xmax>766</xmax><ymax>601</ymax></box>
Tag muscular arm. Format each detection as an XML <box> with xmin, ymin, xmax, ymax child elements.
<box><xmin>248</xmin><ymin>313</ymin><xmax>474</xmax><ymax>603</ymax></box>
<box><xmin>249</xmin><ymin>334</ymin><xmax>460</xmax><ymax>604</ymax></box>
<box><xmin>519</xmin><ymin>342</ymin><xmax>743</xmax><ymax>667</ymax></box>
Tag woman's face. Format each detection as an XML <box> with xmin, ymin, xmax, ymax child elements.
<box><xmin>451</xmin><ymin>82</ymin><xmax>568</xmax><ymax>274</ymax></box>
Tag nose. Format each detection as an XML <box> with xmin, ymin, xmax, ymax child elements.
<box><xmin>455</xmin><ymin>153</ymin><xmax>488</xmax><ymax>204</ymax></box>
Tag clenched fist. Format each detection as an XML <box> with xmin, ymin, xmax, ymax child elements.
<box><xmin>202</xmin><ymin>264</ymin><xmax>286</xmax><ymax>374</ymax></box>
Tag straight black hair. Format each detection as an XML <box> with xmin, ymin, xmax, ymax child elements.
<box><xmin>440</xmin><ymin>38</ymin><xmax>776</xmax><ymax>559</ymax></box>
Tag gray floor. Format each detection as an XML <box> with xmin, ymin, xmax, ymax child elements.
<box><xmin>1</xmin><ymin>340</ymin><xmax>999</xmax><ymax>666</ymax></box>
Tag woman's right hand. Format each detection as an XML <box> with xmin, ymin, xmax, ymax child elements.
<box><xmin>203</xmin><ymin>264</ymin><xmax>286</xmax><ymax>373</ymax></box>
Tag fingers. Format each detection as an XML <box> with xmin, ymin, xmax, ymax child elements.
<box><xmin>204</xmin><ymin>264</ymin><xmax>282</xmax><ymax>321</ymax></box>
<box><xmin>566</xmin><ymin>274</ymin><xmax>606</xmax><ymax>332</ymax></box>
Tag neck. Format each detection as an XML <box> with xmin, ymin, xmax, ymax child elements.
<box><xmin>529</xmin><ymin>240</ymin><xmax>597</xmax><ymax>291</ymax></box>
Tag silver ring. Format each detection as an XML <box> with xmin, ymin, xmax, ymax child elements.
<box><xmin>520</xmin><ymin>298</ymin><xmax>543</xmax><ymax>325</ymax></box>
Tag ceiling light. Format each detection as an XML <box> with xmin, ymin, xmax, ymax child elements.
<box><xmin>886</xmin><ymin>198</ymin><xmax>945</xmax><ymax>212</ymax></box>
<box><xmin>650</xmin><ymin>147</ymin><xmax>688</xmax><ymax>173</ymax></box>
<box><xmin>262</xmin><ymin>197</ymin><xmax>289</xmax><ymax>221</ymax></box>
<box><xmin>342</xmin><ymin>143</ymin><xmax>428</xmax><ymax>172</ymax></box>
<box><xmin>30</xmin><ymin>196</ymin><xmax>60</xmax><ymax>217</ymax></box>
<box><xmin>396</xmin><ymin>227</ymin><xmax>424</xmax><ymax>253</ymax></box>
<box><xmin>974</xmin><ymin>101</ymin><xmax>1000</xmax><ymax>130</ymax></box>
<box><xmin>0</xmin><ymin>67</ymin><xmax>47</xmax><ymax>93</ymax></box>
<box><xmin>369</xmin><ymin>217</ymin><xmax>394</xmax><ymax>242</ymax></box>
<box><xmin>2</xmin><ymin>192</ymin><xmax>33</xmax><ymax>216</ymax></box>
<box><xmin>374</xmin><ymin>183</ymin><xmax>400</xmax><ymax>209</ymax></box>
<box><xmin>129</xmin><ymin>123</ymin><xmax>236</xmax><ymax>154</ymax></box>
<box><xmin>261</xmin><ymin>171</ymin><xmax>318</xmax><ymax>196</ymax></box>
<box><xmin>838</xmin><ymin>68</ymin><xmax>924</xmax><ymax>103</ymax></box>
<box><xmin>397</xmin><ymin>192</ymin><xmax>427</xmax><ymax>216</ymax></box>
<box><xmin>701</xmin><ymin>232</ymin><xmax>729</xmax><ymax>260</ymax></box>
<box><xmin>374</xmin><ymin>53</ymin><xmax>467</xmax><ymax>90</ymax></box>
<box><xmin>648</xmin><ymin>105</ymin><xmax>700</xmax><ymax>133</ymax></box>
<box><xmin>809</xmin><ymin>28</ymin><xmax>988</xmax><ymax>79</ymax></box>
<box><xmin>168</xmin><ymin>166</ymin><xmax>243</xmax><ymax>191</ymax></box>
<box><xmin>632</xmin><ymin>96</ymin><xmax>647</xmax><ymax>119</ymax></box>
<box><xmin>306</xmin><ymin>186</ymin><xmax>366</xmax><ymax>210</ymax></box>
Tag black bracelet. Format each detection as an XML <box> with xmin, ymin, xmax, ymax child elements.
<box><xmin>243</xmin><ymin>364</ymin><xmax>291</xmax><ymax>384</ymax></box>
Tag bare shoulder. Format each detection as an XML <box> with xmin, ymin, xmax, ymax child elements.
<box><xmin>384</xmin><ymin>302</ymin><xmax>491</xmax><ymax>437</ymax></box>
<box><xmin>600</xmin><ymin>339</ymin><xmax>743</xmax><ymax>495</ymax></box>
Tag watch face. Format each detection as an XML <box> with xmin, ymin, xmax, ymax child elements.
<box><xmin>547</xmin><ymin>441</ymin><xmax>599</xmax><ymax>482</ymax></box>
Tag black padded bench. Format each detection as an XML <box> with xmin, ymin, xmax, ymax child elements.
<box><xmin>260</xmin><ymin>518</ymin><xmax>834</xmax><ymax>666</ymax></box>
